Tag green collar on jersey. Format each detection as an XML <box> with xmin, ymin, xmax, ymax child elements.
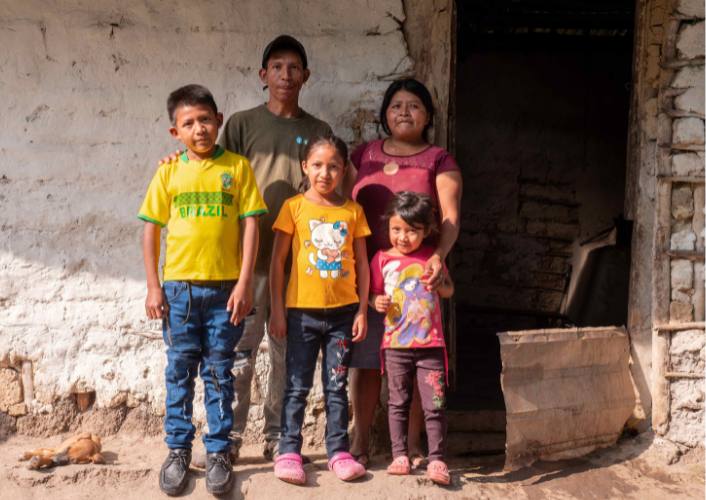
<box><xmin>180</xmin><ymin>145</ymin><xmax>225</xmax><ymax>163</ymax></box>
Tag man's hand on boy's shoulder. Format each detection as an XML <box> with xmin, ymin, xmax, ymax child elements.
<box><xmin>158</xmin><ymin>150</ymin><xmax>182</xmax><ymax>165</ymax></box>
<box><xmin>145</xmin><ymin>287</ymin><xmax>165</xmax><ymax>319</ymax></box>
<box><xmin>227</xmin><ymin>281</ymin><xmax>253</xmax><ymax>325</ymax></box>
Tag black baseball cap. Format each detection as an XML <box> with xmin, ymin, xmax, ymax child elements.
<box><xmin>262</xmin><ymin>35</ymin><xmax>308</xmax><ymax>69</ymax></box>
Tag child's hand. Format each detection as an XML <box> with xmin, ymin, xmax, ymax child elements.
<box><xmin>352</xmin><ymin>310</ymin><xmax>367</xmax><ymax>343</ymax></box>
<box><xmin>227</xmin><ymin>282</ymin><xmax>253</xmax><ymax>325</ymax></box>
<box><xmin>158</xmin><ymin>150</ymin><xmax>182</xmax><ymax>165</ymax></box>
<box><xmin>145</xmin><ymin>287</ymin><xmax>165</xmax><ymax>319</ymax></box>
<box><xmin>268</xmin><ymin>310</ymin><xmax>287</xmax><ymax>339</ymax></box>
<box><xmin>374</xmin><ymin>294</ymin><xmax>391</xmax><ymax>313</ymax></box>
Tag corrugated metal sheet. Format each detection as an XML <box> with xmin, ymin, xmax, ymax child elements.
<box><xmin>498</xmin><ymin>326</ymin><xmax>636</xmax><ymax>470</ymax></box>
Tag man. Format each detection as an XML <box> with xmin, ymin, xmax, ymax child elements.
<box><xmin>219</xmin><ymin>35</ymin><xmax>332</xmax><ymax>461</ymax></box>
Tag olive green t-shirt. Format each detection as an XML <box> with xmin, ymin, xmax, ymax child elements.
<box><xmin>219</xmin><ymin>104</ymin><xmax>332</xmax><ymax>272</ymax></box>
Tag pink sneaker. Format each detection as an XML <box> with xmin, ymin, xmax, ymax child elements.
<box><xmin>274</xmin><ymin>453</ymin><xmax>306</xmax><ymax>485</ymax></box>
<box><xmin>328</xmin><ymin>452</ymin><xmax>366</xmax><ymax>482</ymax></box>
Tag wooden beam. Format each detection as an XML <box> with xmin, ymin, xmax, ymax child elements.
<box><xmin>655</xmin><ymin>321</ymin><xmax>706</xmax><ymax>332</ymax></box>
<box><xmin>662</xmin><ymin>250</ymin><xmax>706</xmax><ymax>260</ymax></box>
<box><xmin>665</xmin><ymin>372</ymin><xmax>704</xmax><ymax>379</ymax></box>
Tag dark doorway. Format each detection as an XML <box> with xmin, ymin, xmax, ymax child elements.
<box><xmin>449</xmin><ymin>0</ymin><xmax>635</xmax><ymax>412</ymax></box>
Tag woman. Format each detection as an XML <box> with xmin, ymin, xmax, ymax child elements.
<box><xmin>347</xmin><ymin>78</ymin><xmax>462</xmax><ymax>466</ymax></box>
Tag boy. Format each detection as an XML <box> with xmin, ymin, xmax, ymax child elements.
<box><xmin>139</xmin><ymin>84</ymin><xmax>266</xmax><ymax>496</ymax></box>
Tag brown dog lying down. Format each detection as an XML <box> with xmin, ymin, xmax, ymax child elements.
<box><xmin>18</xmin><ymin>432</ymin><xmax>105</xmax><ymax>469</ymax></box>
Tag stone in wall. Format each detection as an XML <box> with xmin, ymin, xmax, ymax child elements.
<box><xmin>0</xmin><ymin>368</ymin><xmax>23</xmax><ymax>412</ymax></box>
<box><xmin>671</xmin><ymin>222</ymin><xmax>697</xmax><ymax>250</ymax></box>
<box><xmin>668</xmin><ymin>378</ymin><xmax>704</xmax><ymax>448</ymax></box>
<box><xmin>671</xmin><ymin>259</ymin><xmax>694</xmax><ymax>304</ymax></box>
<box><xmin>674</xmin><ymin>87</ymin><xmax>705</xmax><ymax>115</ymax></box>
<box><xmin>676</xmin><ymin>21</ymin><xmax>705</xmax><ymax>59</ymax></box>
<box><xmin>672</xmin><ymin>66</ymin><xmax>705</xmax><ymax>89</ymax></box>
<box><xmin>669</xmin><ymin>329</ymin><xmax>705</xmax><ymax>373</ymax></box>
<box><xmin>671</xmin><ymin>185</ymin><xmax>694</xmax><ymax>219</ymax></box>
<box><xmin>671</xmin><ymin>152</ymin><xmax>704</xmax><ymax>176</ymax></box>
<box><xmin>676</xmin><ymin>0</ymin><xmax>706</xmax><ymax>19</ymax></box>
<box><xmin>673</xmin><ymin>117</ymin><xmax>705</xmax><ymax>146</ymax></box>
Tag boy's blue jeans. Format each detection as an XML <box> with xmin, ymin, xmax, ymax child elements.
<box><xmin>162</xmin><ymin>281</ymin><xmax>243</xmax><ymax>453</ymax></box>
<box><xmin>279</xmin><ymin>304</ymin><xmax>357</xmax><ymax>458</ymax></box>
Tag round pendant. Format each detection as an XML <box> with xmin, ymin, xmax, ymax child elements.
<box><xmin>383</xmin><ymin>162</ymin><xmax>399</xmax><ymax>176</ymax></box>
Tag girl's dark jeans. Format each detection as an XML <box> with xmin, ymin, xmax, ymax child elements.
<box><xmin>279</xmin><ymin>304</ymin><xmax>357</xmax><ymax>458</ymax></box>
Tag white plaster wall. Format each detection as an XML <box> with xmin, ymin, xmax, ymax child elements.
<box><xmin>0</xmin><ymin>0</ymin><xmax>410</xmax><ymax>424</ymax></box>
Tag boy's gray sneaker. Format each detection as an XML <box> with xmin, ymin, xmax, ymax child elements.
<box><xmin>159</xmin><ymin>448</ymin><xmax>191</xmax><ymax>496</ymax></box>
<box><xmin>206</xmin><ymin>452</ymin><xmax>234</xmax><ymax>495</ymax></box>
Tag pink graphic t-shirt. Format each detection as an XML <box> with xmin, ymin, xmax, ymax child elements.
<box><xmin>351</xmin><ymin>139</ymin><xmax>460</xmax><ymax>259</ymax></box>
<box><xmin>370</xmin><ymin>246</ymin><xmax>446</xmax><ymax>351</ymax></box>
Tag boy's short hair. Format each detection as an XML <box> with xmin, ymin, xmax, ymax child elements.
<box><xmin>384</xmin><ymin>191</ymin><xmax>437</xmax><ymax>233</ymax></box>
<box><xmin>262</xmin><ymin>35</ymin><xmax>308</xmax><ymax>69</ymax></box>
<box><xmin>167</xmin><ymin>84</ymin><xmax>218</xmax><ymax>124</ymax></box>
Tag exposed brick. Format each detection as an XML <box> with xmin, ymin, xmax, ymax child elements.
<box><xmin>539</xmin><ymin>255</ymin><xmax>571</xmax><ymax>274</ymax></box>
<box><xmin>530</xmin><ymin>271</ymin><xmax>567</xmax><ymax>291</ymax></box>
<box><xmin>525</xmin><ymin>220</ymin><xmax>580</xmax><ymax>241</ymax></box>
<box><xmin>519</xmin><ymin>182</ymin><xmax>576</xmax><ymax>204</ymax></box>
<box><xmin>519</xmin><ymin>201</ymin><xmax>578</xmax><ymax>223</ymax></box>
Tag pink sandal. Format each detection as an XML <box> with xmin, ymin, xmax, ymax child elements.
<box><xmin>426</xmin><ymin>459</ymin><xmax>450</xmax><ymax>485</ymax></box>
<box><xmin>274</xmin><ymin>453</ymin><xmax>306</xmax><ymax>485</ymax></box>
<box><xmin>386</xmin><ymin>455</ymin><xmax>411</xmax><ymax>475</ymax></box>
<box><xmin>328</xmin><ymin>452</ymin><xmax>366</xmax><ymax>482</ymax></box>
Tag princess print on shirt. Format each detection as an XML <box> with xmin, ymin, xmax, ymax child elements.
<box><xmin>383</xmin><ymin>262</ymin><xmax>436</xmax><ymax>348</ymax></box>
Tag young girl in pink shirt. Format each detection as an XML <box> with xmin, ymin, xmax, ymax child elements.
<box><xmin>370</xmin><ymin>191</ymin><xmax>454</xmax><ymax>485</ymax></box>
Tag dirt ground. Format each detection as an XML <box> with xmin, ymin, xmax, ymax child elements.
<box><xmin>1</xmin><ymin>431</ymin><xmax>703</xmax><ymax>500</ymax></box>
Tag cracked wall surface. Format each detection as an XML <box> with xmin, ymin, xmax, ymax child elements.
<box><xmin>0</xmin><ymin>0</ymin><xmax>412</xmax><ymax>441</ymax></box>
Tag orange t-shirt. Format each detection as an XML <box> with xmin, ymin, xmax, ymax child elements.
<box><xmin>272</xmin><ymin>194</ymin><xmax>371</xmax><ymax>308</ymax></box>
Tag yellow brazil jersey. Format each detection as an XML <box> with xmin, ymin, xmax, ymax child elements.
<box><xmin>273</xmin><ymin>194</ymin><xmax>371</xmax><ymax>309</ymax></box>
<box><xmin>138</xmin><ymin>146</ymin><xmax>267</xmax><ymax>281</ymax></box>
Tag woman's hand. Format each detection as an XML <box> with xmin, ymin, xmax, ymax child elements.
<box><xmin>373</xmin><ymin>294</ymin><xmax>391</xmax><ymax>313</ymax></box>
<box><xmin>422</xmin><ymin>253</ymin><xmax>444</xmax><ymax>291</ymax></box>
